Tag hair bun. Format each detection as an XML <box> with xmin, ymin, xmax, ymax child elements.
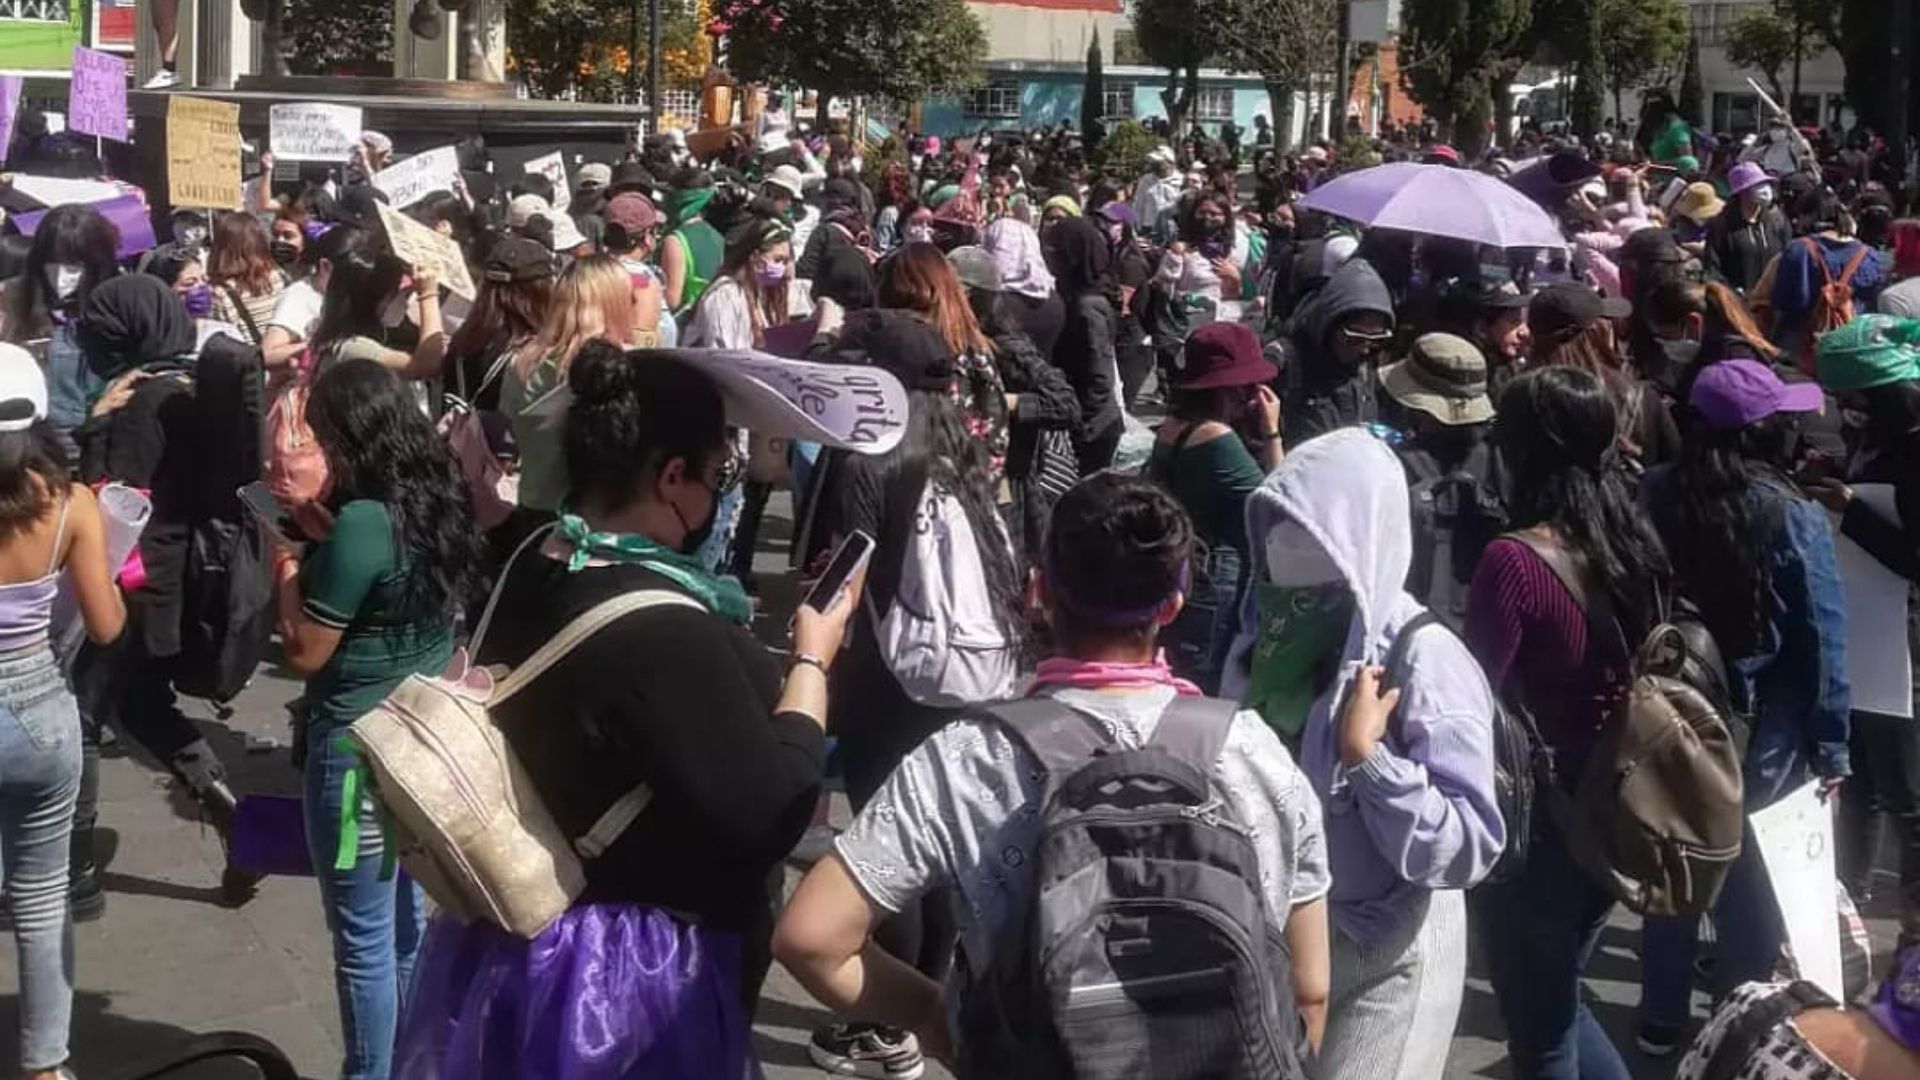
<box><xmin>567</xmin><ymin>339</ymin><xmax>637</xmax><ymax>406</ymax></box>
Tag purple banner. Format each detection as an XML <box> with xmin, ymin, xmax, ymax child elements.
<box><xmin>13</xmin><ymin>194</ymin><xmax>157</xmax><ymax>260</ymax></box>
<box><xmin>68</xmin><ymin>47</ymin><xmax>128</xmax><ymax>143</ymax></box>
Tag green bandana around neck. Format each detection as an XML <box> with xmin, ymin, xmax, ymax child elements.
<box><xmin>1243</xmin><ymin>582</ymin><xmax>1352</xmax><ymax>739</ymax></box>
<box><xmin>555</xmin><ymin>512</ymin><xmax>753</xmax><ymax>625</ymax></box>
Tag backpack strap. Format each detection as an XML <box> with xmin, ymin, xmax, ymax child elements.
<box><xmin>1801</xmin><ymin>236</ymin><xmax>1832</xmax><ymax>286</ymax></box>
<box><xmin>980</xmin><ymin>697</ymin><xmax>1115</xmax><ymax>782</ymax></box>
<box><xmin>220</xmin><ymin>282</ymin><xmax>265</xmax><ymax>344</ymax></box>
<box><xmin>1837</xmin><ymin>241</ymin><xmax>1870</xmax><ymax>287</ymax></box>
<box><xmin>492</xmin><ymin>589</ymin><xmax>704</xmax><ymax>706</ymax></box>
<box><xmin>1146</xmin><ymin>695</ymin><xmax>1240</xmax><ymax>772</ymax></box>
<box><xmin>1699</xmin><ymin>981</ymin><xmax>1837</xmax><ymax>1080</ymax></box>
<box><xmin>1381</xmin><ymin>611</ymin><xmax>1443</xmax><ymax>744</ymax></box>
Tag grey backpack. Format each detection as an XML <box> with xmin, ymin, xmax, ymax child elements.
<box><xmin>954</xmin><ymin>697</ymin><xmax>1309</xmax><ymax>1080</ymax></box>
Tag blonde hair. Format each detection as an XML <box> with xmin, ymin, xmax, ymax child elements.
<box><xmin>516</xmin><ymin>255</ymin><xmax>635</xmax><ymax>379</ymax></box>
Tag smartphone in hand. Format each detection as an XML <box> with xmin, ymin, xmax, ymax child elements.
<box><xmin>802</xmin><ymin>531</ymin><xmax>875</xmax><ymax>615</ymax></box>
<box><xmin>237</xmin><ymin>481</ymin><xmax>305</xmax><ymax>548</ymax></box>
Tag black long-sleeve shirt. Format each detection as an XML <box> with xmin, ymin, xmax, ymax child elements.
<box><xmin>476</xmin><ymin>557</ymin><xmax>824</xmax><ymax>929</ymax></box>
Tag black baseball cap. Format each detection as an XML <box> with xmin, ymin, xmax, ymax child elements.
<box><xmin>1528</xmin><ymin>283</ymin><xmax>1632</xmax><ymax>342</ymax></box>
<box><xmin>482</xmin><ymin>236</ymin><xmax>556</xmax><ymax>284</ymax></box>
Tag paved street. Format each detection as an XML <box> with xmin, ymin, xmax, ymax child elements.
<box><xmin>1</xmin><ymin>496</ymin><xmax>1904</xmax><ymax>1079</ymax></box>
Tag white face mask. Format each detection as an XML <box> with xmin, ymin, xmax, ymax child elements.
<box><xmin>1752</xmin><ymin>185</ymin><xmax>1776</xmax><ymax>207</ymax></box>
<box><xmin>46</xmin><ymin>263</ymin><xmax>82</xmax><ymax>302</ymax></box>
<box><xmin>1264</xmin><ymin>519</ymin><xmax>1344</xmax><ymax>588</ymax></box>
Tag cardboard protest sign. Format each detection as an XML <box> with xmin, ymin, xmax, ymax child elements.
<box><xmin>269</xmin><ymin>103</ymin><xmax>362</xmax><ymax>162</ymax></box>
<box><xmin>0</xmin><ymin>77</ymin><xmax>23</xmax><ymax>165</ymax></box>
<box><xmin>165</xmin><ymin>96</ymin><xmax>243</xmax><ymax>210</ymax></box>
<box><xmin>68</xmin><ymin>47</ymin><xmax>128</xmax><ymax>142</ymax></box>
<box><xmin>1751</xmin><ymin>782</ymin><xmax>1844</xmax><ymax>1000</ymax></box>
<box><xmin>371</xmin><ymin>145</ymin><xmax>461</xmax><ymax>210</ymax></box>
<box><xmin>523</xmin><ymin>151</ymin><xmax>570</xmax><ymax>211</ymax></box>
<box><xmin>375</xmin><ymin>201</ymin><xmax>476</xmax><ymax>301</ymax></box>
<box><xmin>13</xmin><ymin>194</ymin><xmax>156</xmax><ymax>259</ymax></box>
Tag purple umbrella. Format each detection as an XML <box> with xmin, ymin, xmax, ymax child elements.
<box><xmin>1297</xmin><ymin>162</ymin><xmax>1565</xmax><ymax>249</ymax></box>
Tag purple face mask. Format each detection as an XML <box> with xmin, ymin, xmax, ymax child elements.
<box><xmin>181</xmin><ymin>282</ymin><xmax>215</xmax><ymax>319</ymax></box>
<box><xmin>755</xmin><ymin>261</ymin><xmax>789</xmax><ymax>287</ymax></box>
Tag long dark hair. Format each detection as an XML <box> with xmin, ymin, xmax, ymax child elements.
<box><xmin>6</xmin><ymin>204</ymin><xmax>119</xmax><ymax>339</ymax></box>
<box><xmin>305</xmin><ymin>360</ymin><xmax>484</xmax><ymax>621</ymax></box>
<box><xmin>898</xmin><ymin>386</ymin><xmax>1026</xmax><ymax>640</ymax></box>
<box><xmin>311</xmin><ymin>247</ymin><xmax>406</xmax><ymax>352</ymax></box>
<box><xmin>1648</xmin><ymin>416</ymin><xmax>1796</xmax><ymax>659</ymax></box>
<box><xmin>1496</xmin><ymin>366</ymin><xmax>1670</xmax><ymax>640</ymax></box>
<box><xmin>0</xmin><ymin>422</ymin><xmax>68</xmax><ymax>540</ymax></box>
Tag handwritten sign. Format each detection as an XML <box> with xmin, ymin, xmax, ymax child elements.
<box><xmin>269</xmin><ymin>102</ymin><xmax>362</xmax><ymax>162</ymax></box>
<box><xmin>0</xmin><ymin>76</ymin><xmax>23</xmax><ymax>165</ymax></box>
<box><xmin>1751</xmin><ymin>783</ymin><xmax>1844</xmax><ymax>1000</ymax></box>
<box><xmin>671</xmin><ymin>349</ymin><xmax>908</xmax><ymax>453</ymax></box>
<box><xmin>165</xmin><ymin>96</ymin><xmax>242</xmax><ymax>210</ymax></box>
<box><xmin>68</xmin><ymin>47</ymin><xmax>128</xmax><ymax>142</ymax></box>
<box><xmin>522</xmin><ymin>150</ymin><xmax>570</xmax><ymax>211</ymax></box>
<box><xmin>371</xmin><ymin>145</ymin><xmax>460</xmax><ymax>209</ymax></box>
<box><xmin>375</xmin><ymin>201</ymin><xmax>475</xmax><ymax>301</ymax></box>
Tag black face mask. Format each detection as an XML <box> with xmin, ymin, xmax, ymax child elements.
<box><xmin>673</xmin><ymin>485</ymin><xmax>720</xmax><ymax>557</ymax></box>
<box><xmin>270</xmin><ymin>240</ymin><xmax>300</xmax><ymax>267</ymax></box>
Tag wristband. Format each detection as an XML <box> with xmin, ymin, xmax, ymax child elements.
<box><xmin>790</xmin><ymin>652</ymin><xmax>829</xmax><ymax>677</ymax></box>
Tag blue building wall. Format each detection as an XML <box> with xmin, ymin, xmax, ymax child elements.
<box><xmin>920</xmin><ymin>68</ymin><xmax>1269</xmax><ymax>138</ymax></box>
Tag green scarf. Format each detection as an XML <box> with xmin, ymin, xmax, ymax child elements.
<box><xmin>555</xmin><ymin>512</ymin><xmax>752</xmax><ymax>625</ymax></box>
<box><xmin>1243</xmin><ymin>583</ymin><xmax>1352</xmax><ymax>740</ymax></box>
<box><xmin>668</xmin><ymin>187</ymin><xmax>716</xmax><ymax>233</ymax></box>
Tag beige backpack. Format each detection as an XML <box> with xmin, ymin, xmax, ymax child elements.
<box><xmin>345</xmin><ymin>587</ymin><xmax>699</xmax><ymax>938</ymax></box>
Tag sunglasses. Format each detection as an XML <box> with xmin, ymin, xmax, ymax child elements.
<box><xmin>1340</xmin><ymin>327</ymin><xmax>1395</xmax><ymax>349</ymax></box>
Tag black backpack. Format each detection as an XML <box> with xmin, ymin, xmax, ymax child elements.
<box><xmin>1383</xmin><ymin>611</ymin><xmax>1541</xmax><ymax>884</ymax></box>
<box><xmin>954</xmin><ymin>697</ymin><xmax>1309</xmax><ymax>1080</ymax></box>
<box><xmin>1397</xmin><ymin>440</ymin><xmax>1507</xmax><ymax>633</ymax></box>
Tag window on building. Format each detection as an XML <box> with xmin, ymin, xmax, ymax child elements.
<box><xmin>965</xmin><ymin>80</ymin><xmax>1022</xmax><ymax>120</ymax></box>
<box><xmin>1102</xmin><ymin>83</ymin><xmax>1136</xmax><ymax>120</ymax></box>
<box><xmin>0</xmin><ymin>0</ymin><xmax>70</xmax><ymax>21</ymax></box>
<box><xmin>1712</xmin><ymin>91</ymin><xmax>1761</xmax><ymax>135</ymax></box>
<box><xmin>1195</xmin><ymin>87</ymin><xmax>1234</xmax><ymax>123</ymax></box>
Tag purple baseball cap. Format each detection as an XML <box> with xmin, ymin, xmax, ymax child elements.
<box><xmin>1688</xmin><ymin>360</ymin><xmax>1825</xmax><ymax>431</ymax></box>
<box><xmin>1870</xmin><ymin>944</ymin><xmax>1920</xmax><ymax>1052</ymax></box>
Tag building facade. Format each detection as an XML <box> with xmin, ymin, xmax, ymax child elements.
<box><xmin>919</xmin><ymin>0</ymin><xmax>1278</xmax><ymax>140</ymax></box>
<box><xmin>1684</xmin><ymin>0</ymin><xmax>1848</xmax><ymax>133</ymax></box>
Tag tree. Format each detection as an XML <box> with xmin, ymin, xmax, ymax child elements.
<box><xmin>1398</xmin><ymin>0</ymin><xmax>1532</xmax><ymax>156</ymax></box>
<box><xmin>1595</xmin><ymin>0</ymin><xmax>1687</xmax><ymax>123</ymax></box>
<box><xmin>1131</xmin><ymin>0</ymin><xmax>1226</xmax><ymax>138</ymax></box>
<box><xmin>1083</xmin><ymin>32</ymin><xmax>1107</xmax><ymax>152</ymax></box>
<box><xmin>509</xmin><ymin>0</ymin><xmax>712</xmax><ymax>102</ymax></box>
<box><xmin>287</xmin><ymin>0</ymin><xmax>392</xmax><ymax>76</ymax></box>
<box><xmin>1209</xmin><ymin>0</ymin><xmax>1340</xmax><ymax>153</ymax></box>
<box><xmin>1678</xmin><ymin>32</ymin><xmax>1704</xmax><ymax>125</ymax></box>
<box><xmin>721</xmin><ymin>0</ymin><xmax>987</xmax><ymax>107</ymax></box>
<box><xmin>1723</xmin><ymin>5</ymin><xmax>1804</xmax><ymax>109</ymax></box>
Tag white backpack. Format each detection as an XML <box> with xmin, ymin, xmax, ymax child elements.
<box><xmin>870</xmin><ymin>479</ymin><xmax>1019</xmax><ymax>706</ymax></box>
<box><xmin>345</xmin><ymin>585</ymin><xmax>698</xmax><ymax>939</ymax></box>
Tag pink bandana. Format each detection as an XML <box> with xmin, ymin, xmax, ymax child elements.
<box><xmin>1027</xmin><ymin>654</ymin><xmax>1202</xmax><ymax>697</ymax></box>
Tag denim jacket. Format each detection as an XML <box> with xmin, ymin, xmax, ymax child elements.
<box><xmin>1647</xmin><ymin>468</ymin><xmax>1851</xmax><ymax>803</ymax></box>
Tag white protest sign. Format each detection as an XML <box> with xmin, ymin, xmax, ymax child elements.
<box><xmin>371</xmin><ymin>145</ymin><xmax>460</xmax><ymax>209</ymax></box>
<box><xmin>1832</xmin><ymin>483</ymin><xmax>1912</xmax><ymax>718</ymax></box>
<box><xmin>5</xmin><ymin>174</ymin><xmax>122</xmax><ymax>207</ymax></box>
<box><xmin>375</xmin><ymin>201</ymin><xmax>476</xmax><ymax>301</ymax></box>
<box><xmin>1751</xmin><ymin>782</ymin><xmax>1844</xmax><ymax>1000</ymax></box>
<box><xmin>520</xmin><ymin>349</ymin><xmax>908</xmax><ymax>455</ymax></box>
<box><xmin>523</xmin><ymin>150</ymin><xmax>570</xmax><ymax>211</ymax></box>
<box><xmin>270</xmin><ymin>103</ymin><xmax>363</xmax><ymax>162</ymax></box>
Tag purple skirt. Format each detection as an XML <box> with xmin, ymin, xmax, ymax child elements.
<box><xmin>393</xmin><ymin>903</ymin><xmax>755</xmax><ymax>1079</ymax></box>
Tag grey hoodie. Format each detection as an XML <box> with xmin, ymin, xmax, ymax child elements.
<box><xmin>1222</xmin><ymin>429</ymin><xmax>1504</xmax><ymax>945</ymax></box>
<box><xmin>1281</xmin><ymin>258</ymin><xmax>1396</xmax><ymax>446</ymax></box>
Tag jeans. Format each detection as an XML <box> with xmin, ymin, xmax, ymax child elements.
<box><xmin>1838</xmin><ymin>709</ymin><xmax>1920</xmax><ymax>946</ymax></box>
<box><xmin>304</xmin><ymin>724</ymin><xmax>425</xmax><ymax>1080</ymax></box>
<box><xmin>1473</xmin><ymin>830</ymin><xmax>1631</xmax><ymax>1080</ymax></box>
<box><xmin>1639</xmin><ymin>821</ymin><xmax>1783</xmax><ymax>1025</ymax></box>
<box><xmin>0</xmin><ymin>647</ymin><xmax>82</xmax><ymax>1071</ymax></box>
<box><xmin>1165</xmin><ymin>545</ymin><xmax>1244</xmax><ymax>696</ymax></box>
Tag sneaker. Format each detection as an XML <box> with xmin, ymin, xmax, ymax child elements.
<box><xmin>1636</xmin><ymin>1020</ymin><xmax>1686</xmax><ymax>1058</ymax></box>
<box><xmin>142</xmin><ymin>69</ymin><xmax>179</xmax><ymax>90</ymax></box>
<box><xmin>808</xmin><ymin>1023</ymin><xmax>925</xmax><ymax>1079</ymax></box>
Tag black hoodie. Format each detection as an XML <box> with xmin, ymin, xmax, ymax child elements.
<box><xmin>1281</xmin><ymin>258</ymin><xmax>1396</xmax><ymax>445</ymax></box>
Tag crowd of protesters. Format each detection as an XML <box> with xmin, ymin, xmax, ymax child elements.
<box><xmin>0</xmin><ymin>85</ymin><xmax>1912</xmax><ymax>1080</ymax></box>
